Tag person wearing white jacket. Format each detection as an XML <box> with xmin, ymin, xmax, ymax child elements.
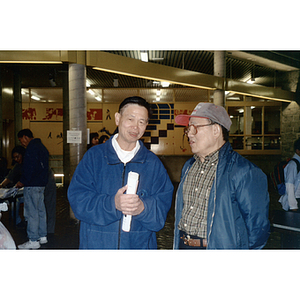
<box><xmin>279</xmin><ymin>138</ymin><xmax>300</xmax><ymax>211</ymax></box>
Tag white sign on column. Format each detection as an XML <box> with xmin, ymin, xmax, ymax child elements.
<box><xmin>67</xmin><ymin>130</ymin><xmax>82</xmax><ymax>144</ymax></box>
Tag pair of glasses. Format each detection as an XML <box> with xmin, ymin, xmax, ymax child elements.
<box><xmin>184</xmin><ymin>123</ymin><xmax>215</xmax><ymax>136</ymax></box>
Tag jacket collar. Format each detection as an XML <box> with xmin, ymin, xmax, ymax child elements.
<box><xmin>104</xmin><ymin>136</ymin><xmax>147</xmax><ymax>165</ymax></box>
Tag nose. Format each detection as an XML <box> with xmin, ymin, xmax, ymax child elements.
<box><xmin>131</xmin><ymin>121</ymin><xmax>139</xmax><ymax>128</ymax></box>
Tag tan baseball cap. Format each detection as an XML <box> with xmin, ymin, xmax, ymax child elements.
<box><xmin>175</xmin><ymin>102</ymin><xmax>232</xmax><ymax>131</ymax></box>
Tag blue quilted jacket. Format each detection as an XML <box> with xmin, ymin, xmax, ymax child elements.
<box><xmin>173</xmin><ymin>142</ymin><xmax>270</xmax><ymax>249</ymax></box>
<box><xmin>68</xmin><ymin>137</ymin><xmax>174</xmax><ymax>249</ymax></box>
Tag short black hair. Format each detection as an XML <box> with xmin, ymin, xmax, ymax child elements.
<box><xmin>17</xmin><ymin>129</ymin><xmax>34</xmax><ymax>139</ymax></box>
<box><xmin>99</xmin><ymin>135</ymin><xmax>109</xmax><ymax>144</ymax></box>
<box><xmin>118</xmin><ymin>96</ymin><xmax>152</xmax><ymax>119</ymax></box>
<box><xmin>89</xmin><ymin>132</ymin><xmax>99</xmax><ymax>141</ymax></box>
<box><xmin>294</xmin><ymin>137</ymin><xmax>300</xmax><ymax>152</ymax></box>
<box><xmin>11</xmin><ymin>145</ymin><xmax>26</xmax><ymax>158</ymax></box>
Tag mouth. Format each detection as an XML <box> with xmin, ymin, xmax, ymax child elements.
<box><xmin>129</xmin><ymin>132</ymin><xmax>139</xmax><ymax>138</ymax></box>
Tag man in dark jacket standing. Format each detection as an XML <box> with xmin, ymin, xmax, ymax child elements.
<box><xmin>16</xmin><ymin>129</ymin><xmax>49</xmax><ymax>249</ymax></box>
<box><xmin>68</xmin><ymin>96</ymin><xmax>174</xmax><ymax>249</ymax></box>
<box><xmin>173</xmin><ymin>103</ymin><xmax>270</xmax><ymax>249</ymax></box>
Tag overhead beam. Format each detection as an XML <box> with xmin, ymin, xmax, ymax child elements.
<box><xmin>0</xmin><ymin>51</ymin><xmax>64</xmax><ymax>64</ymax></box>
<box><xmin>226</xmin><ymin>79</ymin><xmax>295</xmax><ymax>102</ymax></box>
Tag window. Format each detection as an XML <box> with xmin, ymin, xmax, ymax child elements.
<box><xmin>227</xmin><ymin>95</ymin><xmax>282</xmax><ymax>154</ymax></box>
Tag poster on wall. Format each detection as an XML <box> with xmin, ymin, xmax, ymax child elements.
<box><xmin>30</xmin><ymin>122</ymin><xmax>63</xmax><ymax>155</ymax></box>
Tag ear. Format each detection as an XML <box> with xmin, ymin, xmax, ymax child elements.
<box><xmin>213</xmin><ymin>124</ymin><xmax>222</xmax><ymax>139</ymax></box>
<box><xmin>115</xmin><ymin>112</ymin><xmax>120</xmax><ymax>126</ymax></box>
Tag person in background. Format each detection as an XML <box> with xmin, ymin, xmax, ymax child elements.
<box><xmin>68</xmin><ymin>96</ymin><xmax>174</xmax><ymax>249</ymax></box>
<box><xmin>44</xmin><ymin>168</ymin><xmax>57</xmax><ymax>235</ymax></box>
<box><xmin>0</xmin><ymin>146</ymin><xmax>26</xmax><ymax>226</ymax></box>
<box><xmin>99</xmin><ymin>135</ymin><xmax>109</xmax><ymax>144</ymax></box>
<box><xmin>16</xmin><ymin>129</ymin><xmax>49</xmax><ymax>250</ymax></box>
<box><xmin>0</xmin><ymin>157</ymin><xmax>9</xmax><ymax>184</ymax></box>
<box><xmin>87</xmin><ymin>132</ymin><xmax>99</xmax><ymax>150</ymax></box>
<box><xmin>279</xmin><ymin>137</ymin><xmax>300</xmax><ymax>212</ymax></box>
<box><xmin>173</xmin><ymin>102</ymin><xmax>270</xmax><ymax>249</ymax></box>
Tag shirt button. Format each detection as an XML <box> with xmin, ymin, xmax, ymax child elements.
<box><xmin>184</xmin><ymin>223</ymin><xmax>187</xmax><ymax>227</ymax></box>
<box><xmin>195</xmin><ymin>188</ymin><xmax>198</xmax><ymax>191</ymax></box>
<box><xmin>190</xmin><ymin>206</ymin><xmax>193</xmax><ymax>210</ymax></box>
<box><xmin>201</xmin><ymin>170</ymin><xmax>204</xmax><ymax>174</ymax></box>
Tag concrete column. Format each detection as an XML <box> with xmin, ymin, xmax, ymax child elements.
<box><xmin>13</xmin><ymin>68</ymin><xmax>22</xmax><ymax>142</ymax></box>
<box><xmin>68</xmin><ymin>63</ymin><xmax>87</xmax><ymax>221</ymax></box>
<box><xmin>62</xmin><ymin>63</ymin><xmax>70</xmax><ymax>191</ymax></box>
<box><xmin>69</xmin><ymin>63</ymin><xmax>87</xmax><ymax>178</ymax></box>
<box><xmin>213</xmin><ymin>51</ymin><xmax>226</xmax><ymax>107</ymax></box>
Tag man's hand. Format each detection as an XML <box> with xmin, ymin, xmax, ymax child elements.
<box><xmin>15</xmin><ymin>181</ymin><xmax>24</xmax><ymax>188</ymax></box>
<box><xmin>115</xmin><ymin>185</ymin><xmax>144</xmax><ymax>216</ymax></box>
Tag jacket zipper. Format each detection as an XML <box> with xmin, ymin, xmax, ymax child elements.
<box><xmin>207</xmin><ymin>162</ymin><xmax>218</xmax><ymax>248</ymax></box>
<box><xmin>118</xmin><ymin>163</ymin><xmax>127</xmax><ymax>249</ymax></box>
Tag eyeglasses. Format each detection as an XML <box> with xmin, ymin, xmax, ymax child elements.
<box><xmin>184</xmin><ymin>123</ymin><xmax>215</xmax><ymax>136</ymax></box>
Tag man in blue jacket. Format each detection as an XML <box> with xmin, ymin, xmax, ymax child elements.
<box><xmin>173</xmin><ymin>103</ymin><xmax>270</xmax><ymax>249</ymax></box>
<box><xmin>16</xmin><ymin>129</ymin><xmax>49</xmax><ymax>249</ymax></box>
<box><xmin>68</xmin><ymin>96</ymin><xmax>174</xmax><ymax>249</ymax></box>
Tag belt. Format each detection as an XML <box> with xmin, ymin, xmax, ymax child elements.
<box><xmin>180</xmin><ymin>233</ymin><xmax>207</xmax><ymax>248</ymax></box>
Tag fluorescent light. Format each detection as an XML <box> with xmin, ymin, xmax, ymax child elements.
<box><xmin>31</xmin><ymin>95</ymin><xmax>40</xmax><ymax>101</ymax></box>
<box><xmin>247</xmin><ymin>79</ymin><xmax>255</xmax><ymax>84</ymax></box>
<box><xmin>156</xmin><ymin>97</ymin><xmax>160</xmax><ymax>101</ymax></box>
<box><xmin>95</xmin><ymin>96</ymin><xmax>101</xmax><ymax>101</ymax></box>
<box><xmin>141</xmin><ymin>51</ymin><xmax>148</xmax><ymax>62</ymax></box>
<box><xmin>156</xmin><ymin>89</ymin><xmax>161</xmax><ymax>96</ymax></box>
<box><xmin>161</xmin><ymin>82</ymin><xmax>170</xmax><ymax>87</ymax></box>
<box><xmin>2</xmin><ymin>88</ymin><xmax>13</xmax><ymax>95</ymax></box>
<box><xmin>88</xmin><ymin>89</ymin><xmax>95</xmax><ymax>95</ymax></box>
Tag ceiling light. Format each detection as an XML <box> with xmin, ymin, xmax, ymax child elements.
<box><xmin>2</xmin><ymin>88</ymin><xmax>13</xmax><ymax>95</ymax></box>
<box><xmin>156</xmin><ymin>89</ymin><xmax>161</xmax><ymax>96</ymax></box>
<box><xmin>95</xmin><ymin>96</ymin><xmax>101</xmax><ymax>101</ymax></box>
<box><xmin>161</xmin><ymin>82</ymin><xmax>170</xmax><ymax>87</ymax></box>
<box><xmin>88</xmin><ymin>89</ymin><xmax>95</xmax><ymax>95</ymax></box>
<box><xmin>86</xmin><ymin>80</ymin><xmax>91</xmax><ymax>87</ymax></box>
<box><xmin>247</xmin><ymin>79</ymin><xmax>255</xmax><ymax>84</ymax></box>
<box><xmin>31</xmin><ymin>95</ymin><xmax>40</xmax><ymax>101</ymax></box>
<box><xmin>156</xmin><ymin>97</ymin><xmax>160</xmax><ymax>101</ymax></box>
<box><xmin>141</xmin><ymin>51</ymin><xmax>148</xmax><ymax>62</ymax></box>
